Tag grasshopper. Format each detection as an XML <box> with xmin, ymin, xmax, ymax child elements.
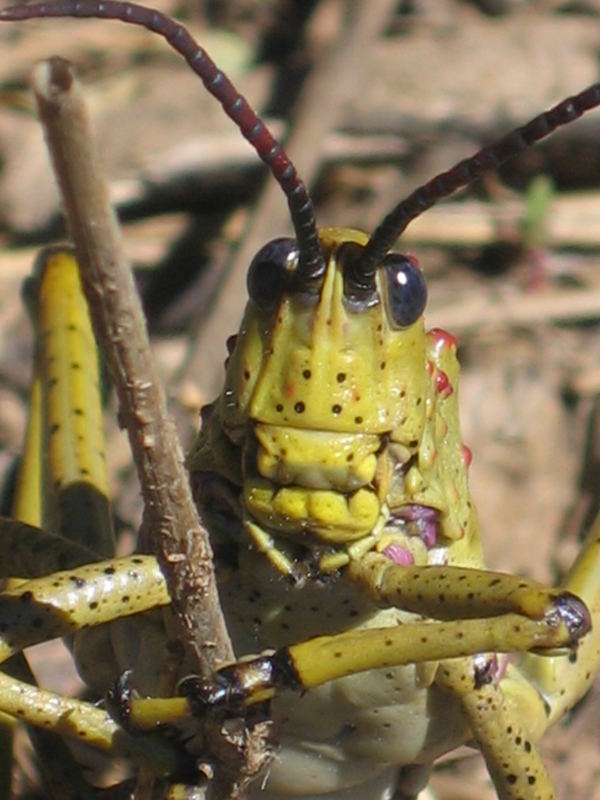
<box><xmin>0</xmin><ymin>3</ymin><xmax>599</xmax><ymax>799</ymax></box>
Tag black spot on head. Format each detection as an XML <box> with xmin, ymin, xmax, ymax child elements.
<box><xmin>294</xmin><ymin>401</ymin><xmax>305</xmax><ymax>414</ymax></box>
<box><xmin>336</xmin><ymin>372</ymin><xmax>346</xmax><ymax>383</ymax></box>
<box><xmin>354</xmin><ymin>416</ymin><xmax>363</xmax><ymax>424</ymax></box>
<box><xmin>331</xmin><ymin>404</ymin><xmax>342</xmax><ymax>415</ymax></box>
<box><xmin>103</xmin><ymin>566</ymin><xmax>116</xmax><ymax>575</ymax></box>
<box><xmin>302</xmin><ymin>369</ymin><xmax>311</xmax><ymax>379</ymax></box>
<box><xmin>276</xmin><ymin>403</ymin><xmax>284</xmax><ymax>412</ymax></box>
<box><xmin>69</xmin><ymin>575</ymin><xmax>86</xmax><ymax>588</ymax></box>
<box><xmin>20</xmin><ymin>591</ymin><xmax>33</xmax><ymax>603</ymax></box>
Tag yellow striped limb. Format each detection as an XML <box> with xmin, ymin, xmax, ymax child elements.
<box><xmin>25</xmin><ymin>246</ymin><xmax>114</xmax><ymax>558</ymax></box>
<box><xmin>0</xmin><ymin>247</ymin><xmax>185</xmax><ymax>780</ymax></box>
<box><xmin>162</xmin><ymin>598</ymin><xmax>587</xmax><ymax>718</ymax></box>
<box><xmin>347</xmin><ymin>553</ymin><xmax>584</xmax><ymax>622</ymax></box>
<box><xmin>504</xmin><ymin>515</ymin><xmax>600</xmax><ymax>736</ymax></box>
<box><xmin>0</xmin><ymin>552</ymin><xmax>169</xmax><ymax>664</ymax></box>
<box><xmin>0</xmin><ymin>670</ymin><xmax>182</xmax><ymax>773</ymax></box>
<box><xmin>436</xmin><ymin>658</ymin><xmax>556</xmax><ymax>800</ymax></box>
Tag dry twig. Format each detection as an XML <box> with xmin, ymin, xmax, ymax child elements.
<box><xmin>31</xmin><ymin>56</ymin><xmax>269</xmax><ymax>796</ymax></box>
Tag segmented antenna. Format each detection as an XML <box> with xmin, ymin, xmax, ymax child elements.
<box><xmin>356</xmin><ymin>83</ymin><xmax>600</xmax><ymax>279</ymax></box>
<box><xmin>0</xmin><ymin>0</ymin><xmax>326</xmax><ymax>281</ymax></box>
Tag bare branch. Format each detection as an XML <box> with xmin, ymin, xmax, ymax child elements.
<box><xmin>31</xmin><ymin>55</ymin><xmax>233</xmax><ymax>672</ymax></box>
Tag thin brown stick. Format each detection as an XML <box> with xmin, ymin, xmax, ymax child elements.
<box><xmin>30</xmin><ymin>56</ymin><xmax>268</xmax><ymax>796</ymax></box>
<box><xmin>31</xmin><ymin>54</ymin><xmax>232</xmax><ymax>671</ymax></box>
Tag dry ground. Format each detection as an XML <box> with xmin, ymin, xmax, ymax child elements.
<box><xmin>0</xmin><ymin>0</ymin><xmax>600</xmax><ymax>797</ymax></box>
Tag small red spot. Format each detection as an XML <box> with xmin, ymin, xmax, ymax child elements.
<box><xmin>434</xmin><ymin>369</ymin><xmax>453</xmax><ymax>397</ymax></box>
<box><xmin>406</xmin><ymin>254</ymin><xmax>420</xmax><ymax>268</ymax></box>
<box><xmin>461</xmin><ymin>444</ymin><xmax>472</xmax><ymax>468</ymax></box>
<box><xmin>430</xmin><ymin>328</ymin><xmax>458</xmax><ymax>351</ymax></box>
<box><xmin>426</xmin><ymin>360</ymin><xmax>434</xmax><ymax>375</ymax></box>
<box><xmin>284</xmin><ymin>382</ymin><xmax>295</xmax><ymax>398</ymax></box>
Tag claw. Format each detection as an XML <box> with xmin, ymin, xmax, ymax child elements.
<box><xmin>178</xmin><ymin>672</ymin><xmax>239</xmax><ymax>719</ymax></box>
<box><xmin>105</xmin><ymin>669</ymin><xmax>135</xmax><ymax>730</ymax></box>
<box><xmin>553</xmin><ymin>592</ymin><xmax>592</xmax><ymax>644</ymax></box>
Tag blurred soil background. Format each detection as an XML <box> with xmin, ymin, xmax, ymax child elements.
<box><xmin>0</xmin><ymin>0</ymin><xmax>600</xmax><ymax>797</ymax></box>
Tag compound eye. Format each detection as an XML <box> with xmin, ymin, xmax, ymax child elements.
<box><xmin>381</xmin><ymin>254</ymin><xmax>427</xmax><ymax>329</ymax></box>
<box><xmin>247</xmin><ymin>238</ymin><xmax>299</xmax><ymax>311</ymax></box>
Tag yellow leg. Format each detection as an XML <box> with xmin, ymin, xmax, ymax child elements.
<box><xmin>167</xmin><ymin>604</ymin><xmax>583</xmax><ymax>718</ymax></box>
<box><xmin>436</xmin><ymin>658</ymin><xmax>555</xmax><ymax>800</ymax></box>
<box><xmin>502</xmin><ymin>513</ymin><xmax>600</xmax><ymax>738</ymax></box>
<box><xmin>26</xmin><ymin>246</ymin><xmax>114</xmax><ymax>557</ymax></box>
<box><xmin>0</xmin><ymin>247</ymin><xmax>180</xmax><ymax>782</ymax></box>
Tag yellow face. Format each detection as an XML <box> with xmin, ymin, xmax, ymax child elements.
<box><xmin>222</xmin><ymin>228</ymin><xmax>428</xmax><ymax>444</ymax></box>
<box><xmin>191</xmin><ymin>228</ymin><xmax>481</xmax><ymax>569</ymax></box>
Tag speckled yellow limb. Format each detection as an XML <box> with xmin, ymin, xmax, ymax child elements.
<box><xmin>502</xmin><ymin>515</ymin><xmax>600</xmax><ymax>738</ymax></box>
<box><xmin>25</xmin><ymin>246</ymin><xmax>115</xmax><ymax>558</ymax></box>
<box><xmin>429</xmin><ymin>509</ymin><xmax>600</xmax><ymax>800</ymax></box>
<box><xmin>434</xmin><ymin>513</ymin><xmax>600</xmax><ymax>800</ymax></box>
<box><xmin>170</xmin><ymin>606</ymin><xmax>585</xmax><ymax>715</ymax></box>
<box><xmin>0</xmin><ymin>248</ymin><xmax>179</xmax><ymax>776</ymax></box>
<box><xmin>347</xmin><ymin>553</ymin><xmax>581</xmax><ymax>622</ymax></box>
<box><xmin>436</xmin><ymin>658</ymin><xmax>556</xmax><ymax>800</ymax></box>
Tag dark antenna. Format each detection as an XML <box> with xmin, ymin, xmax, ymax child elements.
<box><xmin>356</xmin><ymin>83</ymin><xmax>600</xmax><ymax>280</ymax></box>
<box><xmin>0</xmin><ymin>0</ymin><xmax>326</xmax><ymax>282</ymax></box>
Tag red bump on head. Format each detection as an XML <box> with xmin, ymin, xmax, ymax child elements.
<box><xmin>461</xmin><ymin>444</ymin><xmax>472</xmax><ymax>468</ymax></box>
<box><xmin>434</xmin><ymin>369</ymin><xmax>453</xmax><ymax>397</ymax></box>
<box><xmin>430</xmin><ymin>328</ymin><xmax>458</xmax><ymax>351</ymax></box>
